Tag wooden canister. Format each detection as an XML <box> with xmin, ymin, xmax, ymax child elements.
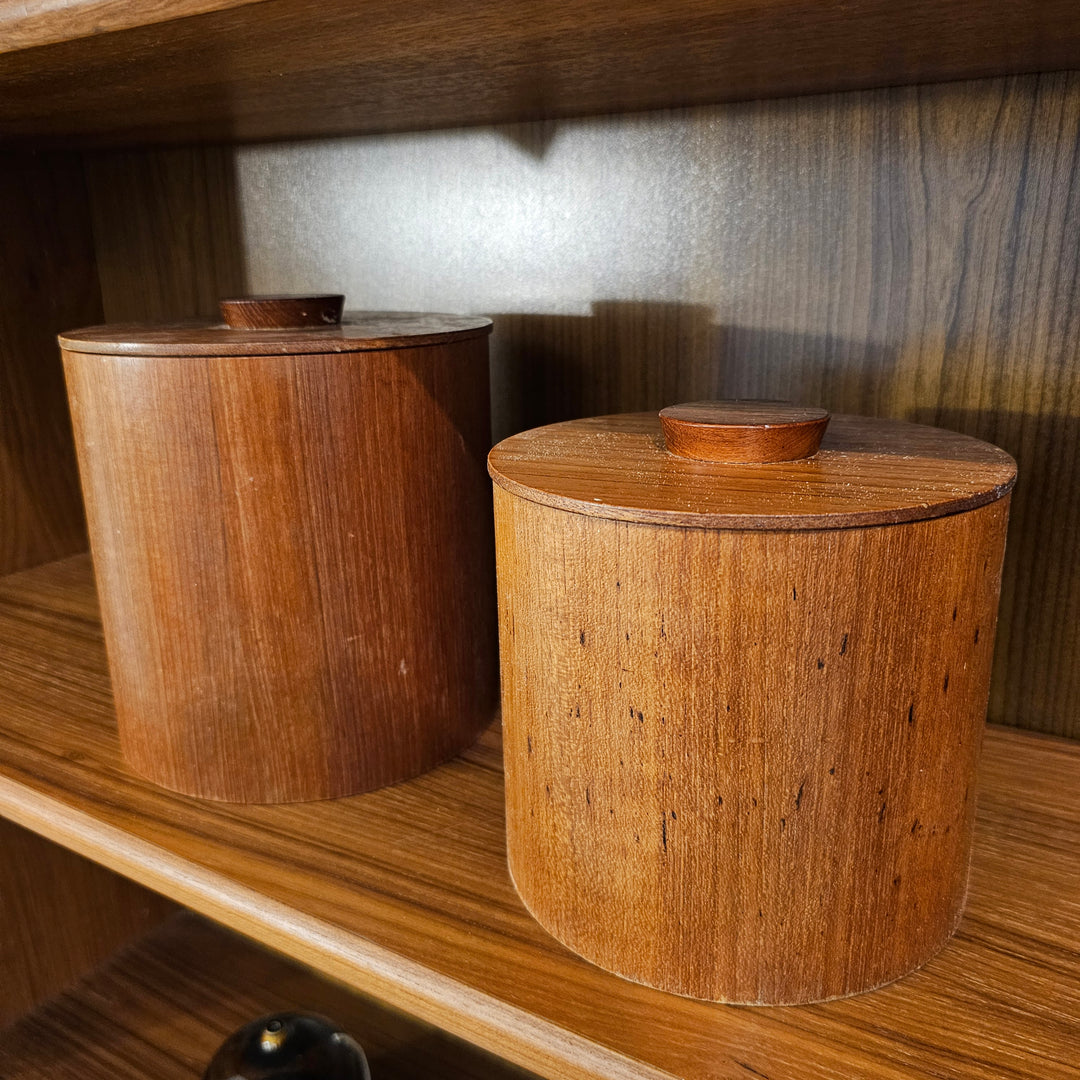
<box><xmin>489</xmin><ymin>402</ymin><xmax>1017</xmax><ymax>1005</ymax></box>
<box><xmin>61</xmin><ymin>298</ymin><xmax>497</xmax><ymax>803</ymax></box>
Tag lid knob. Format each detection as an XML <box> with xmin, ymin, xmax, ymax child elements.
<box><xmin>659</xmin><ymin>400</ymin><xmax>830</xmax><ymax>463</ymax></box>
<box><xmin>220</xmin><ymin>294</ymin><xmax>345</xmax><ymax>330</ymax></box>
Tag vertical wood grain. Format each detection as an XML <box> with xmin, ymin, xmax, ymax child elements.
<box><xmin>0</xmin><ymin>817</ymin><xmax>175</xmax><ymax>1027</ymax></box>
<box><xmin>495</xmin><ymin>489</ymin><xmax>1011</xmax><ymax>1004</ymax></box>
<box><xmin>83</xmin><ymin>145</ymin><xmax>247</xmax><ymax>321</ymax></box>
<box><xmin>63</xmin><ymin>336</ymin><xmax>497</xmax><ymax>802</ymax></box>
<box><xmin>0</xmin><ymin>152</ymin><xmax>97</xmax><ymax>574</ymax></box>
<box><xmin>180</xmin><ymin>70</ymin><xmax>1080</xmax><ymax>737</ymax></box>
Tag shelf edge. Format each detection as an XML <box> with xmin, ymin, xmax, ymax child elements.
<box><xmin>0</xmin><ymin>771</ymin><xmax>675</xmax><ymax>1080</ymax></box>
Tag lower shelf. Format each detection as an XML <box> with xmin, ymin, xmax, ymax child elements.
<box><xmin>0</xmin><ymin>555</ymin><xmax>1078</xmax><ymax>1079</ymax></box>
<box><xmin>0</xmin><ymin>910</ymin><xmax>532</xmax><ymax>1079</ymax></box>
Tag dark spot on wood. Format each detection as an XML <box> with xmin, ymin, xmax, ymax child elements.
<box><xmin>780</xmin><ymin>817</ymin><xmax>786</xmax><ymax>832</ymax></box>
<box><xmin>953</xmin><ymin>605</ymin><xmax>958</xmax><ymax>621</ymax></box>
<box><xmin>943</xmin><ymin>672</ymin><xmax>950</xmax><ymax>692</ymax></box>
<box><xmin>758</xmin><ymin>909</ymin><xmax>764</xmax><ymax>919</ymax></box>
<box><xmin>626</xmin><ymin>631</ymin><xmax>630</xmax><ymax>641</ymax></box>
<box><xmin>829</xmin><ymin>767</ymin><xmax>835</xmax><ymax>775</ymax></box>
<box><xmin>629</xmin><ymin>706</ymin><xmax>634</xmax><ymax>717</ymax></box>
<box><xmin>637</xmin><ymin>710</ymin><xmax>644</xmax><ymax>723</ymax></box>
<box><xmin>717</xmin><ymin>795</ymin><xmax>723</xmax><ymax>806</ymax></box>
<box><xmin>527</xmin><ymin>735</ymin><xmax>532</xmax><ymax>754</ymax></box>
<box><xmin>660</xmin><ymin>619</ymin><xmax>666</xmax><ymax>638</ymax></box>
<box><xmin>610</xmin><ymin>808</ymin><xmax>614</xmax><ymax>815</ymax></box>
<box><xmin>737</xmin><ymin>1062</ymin><xmax>770</xmax><ymax>1078</ymax></box>
<box><xmin>670</xmin><ymin>809</ymin><xmax>677</xmax><ymax>820</ymax></box>
<box><xmin>545</xmin><ymin>784</ymin><xmax>551</xmax><ymax>797</ymax></box>
<box><xmin>585</xmin><ymin>788</ymin><xmax>590</xmax><ymax>805</ymax></box>
<box><xmin>908</xmin><ymin>703</ymin><xmax>915</xmax><ymax>725</ymax></box>
<box><xmin>619</xmin><ymin>758</ymin><xmax>624</xmax><ymax>766</ymax></box>
<box><xmin>726</xmin><ymin>704</ymin><xmax>731</xmax><ymax>712</ymax></box>
<box><xmin>635</xmin><ymin>834</ymin><xmax>640</xmax><ymax>843</ymax></box>
<box><xmin>792</xmin><ymin>586</ymin><xmax>797</xmax><ymax>601</ymax></box>
<box><xmin>661</xmin><ymin>715</ymin><xmax>666</xmax><ymax>725</ymax></box>
<box><xmin>817</xmin><ymin>658</ymin><xmax>825</xmax><ymax>670</ymax></box>
<box><xmin>879</xmin><ymin>801</ymin><xmax>887</xmax><ymax>822</ymax></box>
<box><xmin>893</xmin><ymin>876</ymin><xmax>901</xmax><ymax>886</ymax></box>
<box><xmin>575</xmin><ymin>705</ymin><xmax>580</xmax><ymax>717</ymax></box>
<box><xmin>752</xmin><ymin>797</ymin><xmax>757</xmax><ymax>807</ymax></box>
<box><xmin>795</xmin><ymin>783</ymin><xmax>804</xmax><ymax>810</ymax></box>
<box><xmin>616</xmin><ymin>580</ymin><xmax>620</xmax><ymax>588</ymax></box>
<box><xmin>974</xmin><ymin>627</ymin><xmax>980</xmax><ymax>644</ymax></box>
<box><xmin>579</xmin><ymin>629</ymin><xmax>585</xmax><ymax>646</ymax></box>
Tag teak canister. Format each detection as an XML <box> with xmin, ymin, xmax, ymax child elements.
<box><xmin>488</xmin><ymin>402</ymin><xmax>1017</xmax><ymax>1005</ymax></box>
<box><xmin>61</xmin><ymin>297</ymin><xmax>497</xmax><ymax>803</ymax></box>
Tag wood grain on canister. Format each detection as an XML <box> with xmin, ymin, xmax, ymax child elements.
<box><xmin>489</xmin><ymin>411</ymin><xmax>1016</xmax><ymax>1004</ymax></box>
<box><xmin>61</xmin><ymin>313</ymin><xmax>496</xmax><ymax>803</ymax></box>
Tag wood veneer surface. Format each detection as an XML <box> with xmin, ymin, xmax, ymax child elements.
<box><xmin>60</xmin><ymin>313</ymin><xmax>493</xmax><ymax>354</ymax></box>
<box><xmin>1</xmin><ymin>0</ymin><xmax>1080</xmax><ymax>144</ymax></box>
<box><xmin>488</xmin><ymin>412</ymin><xmax>1016</xmax><ymax>529</ymax></box>
<box><xmin>0</xmin><ymin>912</ymin><xmax>535</xmax><ymax>1079</ymax></box>
<box><xmin>0</xmin><ymin>153</ymin><xmax>97</xmax><ymax>574</ymax></box>
<box><xmin>163</xmin><ymin>71</ymin><xmax>1080</xmax><ymax>738</ymax></box>
<box><xmin>0</xmin><ymin>556</ymin><xmax>1076</xmax><ymax>1079</ymax></box>
<box><xmin>0</xmin><ymin>819</ymin><xmax>174</xmax><ymax>1027</ymax></box>
<box><xmin>62</xmin><ymin>330</ymin><xmax>496</xmax><ymax>802</ymax></box>
<box><xmin>495</xmin><ymin>492</ymin><xmax>1011</xmax><ymax>1004</ymax></box>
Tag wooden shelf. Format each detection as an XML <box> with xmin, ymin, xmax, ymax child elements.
<box><xmin>1</xmin><ymin>0</ymin><xmax>1080</xmax><ymax>146</ymax></box>
<box><xmin>0</xmin><ymin>910</ymin><xmax>533</xmax><ymax>1079</ymax></box>
<box><xmin>0</xmin><ymin>554</ymin><xmax>1077</xmax><ymax>1079</ymax></box>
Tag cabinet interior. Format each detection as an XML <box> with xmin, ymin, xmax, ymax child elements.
<box><xmin>0</xmin><ymin>7</ymin><xmax>1078</xmax><ymax>1077</ymax></box>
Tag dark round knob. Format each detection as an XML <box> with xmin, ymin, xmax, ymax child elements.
<box><xmin>202</xmin><ymin>1013</ymin><xmax>370</xmax><ymax>1080</ymax></box>
<box><xmin>220</xmin><ymin>294</ymin><xmax>345</xmax><ymax>330</ymax></box>
<box><xmin>659</xmin><ymin>400</ymin><xmax>830</xmax><ymax>463</ymax></box>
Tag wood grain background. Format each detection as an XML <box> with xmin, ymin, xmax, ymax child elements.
<box><xmin>3</xmin><ymin>0</ymin><xmax>1080</xmax><ymax>146</ymax></box>
<box><xmin>79</xmin><ymin>70</ymin><xmax>1080</xmax><ymax>737</ymax></box>
<box><xmin>0</xmin><ymin>818</ymin><xmax>174</xmax><ymax>1026</ymax></box>
<box><xmin>0</xmin><ymin>153</ymin><xmax>97</xmax><ymax>575</ymax></box>
<box><xmin>0</xmin><ymin>912</ymin><xmax>535</xmax><ymax>1080</ymax></box>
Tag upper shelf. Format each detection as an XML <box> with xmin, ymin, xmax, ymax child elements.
<box><xmin>0</xmin><ymin>554</ymin><xmax>1078</xmax><ymax>1080</ymax></box>
<box><xmin>1</xmin><ymin>0</ymin><xmax>1079</xmax><ymax>146</ymax></box>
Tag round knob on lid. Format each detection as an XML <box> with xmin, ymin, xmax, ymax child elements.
<box><xmin>202</xmin><ymin>1012</ymin><xmax>370</xmax><ymax>1080</ymax></box>
<box><xmin>659</xmin><ymin>400</ymin><xmax>830</xmax><ymax>463</ymax></box>
<box><xmin>220</xmin><ymin>294</ymin><xmax>345</xmax><ymax>330</ymax></box>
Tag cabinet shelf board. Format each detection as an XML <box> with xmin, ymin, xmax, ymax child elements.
<box><xmin>0</xmin><ymin>910</ymin><xmax>535</xmax><ymax>1079</ymax></box>
<box><xmin>1</xmin><ymin>0</ymin><xmax>1079</xmax><ymax>145</ymax></box>
<box><xmin>0</xmin><ymin>554</ymin><xmax>1077</xmax><ymax>1079</ymax></box>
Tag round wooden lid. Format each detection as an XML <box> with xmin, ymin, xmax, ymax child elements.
<box><xmin>488</xmin><ymin>408</ymin><xmax>1017</xmax><ymax>530</ymax></box>
<box><xmin>59</xmin><ymin>309</ymin><xmax>493</xmax><ymax>356</ymax></box>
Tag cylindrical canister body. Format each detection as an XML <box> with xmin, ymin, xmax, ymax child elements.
<box><xmin>61</xmin><ymin>310</ymin><xmax>497</xmax><ymax>803</ymax></box>
<box><xmin>489</xmin><ymin>408</ymin><xmax>1016</xmax><ymax>1004</ymax></box>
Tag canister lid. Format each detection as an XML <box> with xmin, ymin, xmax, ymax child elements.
<box><xmin>488</xmin><ymin>402</ymin><xmax>1017</xmax><ymax>530</ymax></box>
<box><xmin>59</xmin><ymin>294</ymin><xmax>492</xmax><ymax>356</ymax></box>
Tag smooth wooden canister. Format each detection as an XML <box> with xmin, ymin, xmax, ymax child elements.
<box><xmin>489</xmin><ymin>403</ymin><xmax>1017</xmax><ymax>1005</ymax></box>
<box><xmin>61</xmin><ymin>299</ymin><xmax>497</xmax><ymax>803</ymax></box>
